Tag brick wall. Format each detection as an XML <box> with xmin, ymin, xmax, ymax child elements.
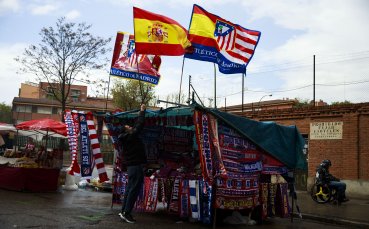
<box><xmin>238</xmin><ymin>103</ymin><xmax>369</xmax><ymax>182</ymax></box>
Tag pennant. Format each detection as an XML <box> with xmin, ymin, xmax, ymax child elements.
<box><xmin>133</xmin><ymin>7</ymin><xmax>191</xmax><ymax>56</ymax></box>
<box><xmin>185</xmin><ymin>4</ymin><xmax>261</xmax><ymax>74</ymax></box>
<box><xmin>110</xmin><ymin>32</ymin><xmax>162</xmax><ymax>85</ymax></box>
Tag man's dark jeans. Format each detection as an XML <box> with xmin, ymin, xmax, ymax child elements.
<box><xmin>121</xmin><ymin>164</ymin><xmax>144</xmax><ymax>214</ymax></box>
<box><xmin>329</xmin><ymin>181</ymin><xmax>347</xmax><ymax>201</ymax></box>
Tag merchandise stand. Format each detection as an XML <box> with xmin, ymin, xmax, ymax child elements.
<box><xmin>105</xmin><ymin>103</ymin><xmax>307</xmax><ymax>226</ymax></box>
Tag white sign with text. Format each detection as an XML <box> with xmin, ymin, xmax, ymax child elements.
<box><xmin>310</xmin><ymin>122</ymin><xmax>343</xmax><ymax>139</ymax></box>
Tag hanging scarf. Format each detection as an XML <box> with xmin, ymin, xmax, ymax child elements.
<box><xmin>260</xmin><ymin>183</ymin><xmax>269</xmax><ymax>219</ymax></box>
<box><xmin>199</xmin><ymin>179</ymin><xmax>212</xmax><ymax>224</ymax></box>
<box><xmin>145</xmin><ymin>178</ymin><xmax>159</xmax><ymax>212</ymax></box>
<box><xmin>193</xmin><ymin>111</ymin><xmax>214</xmax><ymax>182</ymax></box>
<box><xmin>268</xmin><ymin>183</ymin><xmax>278</xmax><ymax>216</ymax></box>
<box><xmin>64</xmin><ymin>110</ymin><xmax>80</xmax><ymax>175</ymax></box>
<box><xmin>179</xmin><ymin>179</ymin><xmax>190</xmax><ymax>218</ymax></box>
<box><xmin>189</xmin><ymin>180</ymin><xmax>199</xmax><ymax>221</ymax></box>
<box><xmin>277</xmin><ymin>183</ymin><xmax>290</xmax><ymax>218</ymax></box>
<box><xmin>86</xmin><ymin>112</ymin><xmax>109</xmax><ymax>182</ymax></box>
<box><xmin>169</xmin><ymin>177</ymin><xmax>181</xmax><ymax>214</ymax></box>
<box><xmin>77</xmin><ymin>112</ymin><xmax>93</xmax><ymax>178</ymax></box>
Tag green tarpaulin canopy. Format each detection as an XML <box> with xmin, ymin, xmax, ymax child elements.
<box><xmin>111</xmin><ymin>103</ymin><xmax>307</xmax><ymax>170</ymax></box>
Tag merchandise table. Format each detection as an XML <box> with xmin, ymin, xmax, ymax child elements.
<box><xmin>0</xmin><ymin>167</ymin><xmax>60</xmax><ymax>192</ymax></box>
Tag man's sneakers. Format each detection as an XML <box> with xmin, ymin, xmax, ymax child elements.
<box><xmin>119</xmin><ymin>212</ymin><xmax>136</xmax><ymax>223</ymax></box>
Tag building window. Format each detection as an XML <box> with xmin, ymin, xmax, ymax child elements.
<box><xmin>37</xmin><ymin>106</ymin><xmax>52</xmax><ymax>114</ymax></box>
<box><xmin>15</xmin><ymin>105</ymin><xmax>32</xmax><ymax>113</ymax></box>
<box><xmin>70</xmin><ymin>89</ymin><xmax>81</xmax><ymax>102</ymax></box>
<box><xmin>71</xmin><ymin>97</ymin><xmax>79</xmax><ymax>102</ymax></box>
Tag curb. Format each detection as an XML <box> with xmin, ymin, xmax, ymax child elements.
<box><xmin>293</xmin><ymin>213</ymin><xmax>369</xmax><ymax>228</ymax></box>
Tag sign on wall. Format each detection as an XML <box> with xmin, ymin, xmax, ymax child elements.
<box><xmin>310</xmin><ymin>122</ymin><xmax>343</xmax><ymax>140</ymax></box>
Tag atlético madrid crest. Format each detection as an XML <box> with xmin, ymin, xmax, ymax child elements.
<box><xmin>214</xmin><ymin>20</ymin><xmax>236</xmax><ymax>51</ymax></box>
<box><xmin>147</xmin><ymin>23</ymin><xmax>168</xmax><ymax>43</ymax></box>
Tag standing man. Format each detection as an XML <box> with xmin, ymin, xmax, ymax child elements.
<box><xmin>118</xmin><ymin>104</ymin><xmax>147</xmax><ymax>223</ymax></box>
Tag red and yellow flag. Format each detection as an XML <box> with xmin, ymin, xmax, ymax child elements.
<box><xmin>133</xmin><ymin>7</ymin><xmax>191</xmax><ymax>56</ymax></box>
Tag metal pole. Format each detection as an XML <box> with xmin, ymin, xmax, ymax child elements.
<box><xmin>214</xmin><ymin>63</ymin><xmax>217</xmax><ymax>108</ymax></box>
<box><xmin>188</xmin><ymin>75</ymin><xmax>191</xmax><ymax>104</ymax></box>
<box><xmin>178</xmin><ymin>57</ymin><xmax>185</xmax><ymax>104</ymax></box>
<box><xmin>313</xmin><ymin>55</ymin><xmax>315</xmax><ymax>107</ymax></box>
<box><xmin>225</xmin><ymin>98</ymin><xmax>227</xmax><ymax>112</ymax></box>
<box><xmin>242</xmin><ymin>73</ymin><xmax>245</xmax><ymax>112</ymax></box>
<box><xmin>105</xmin><ymin>75</ymin><xmax>111</xmax><ymax>112</ymax></box>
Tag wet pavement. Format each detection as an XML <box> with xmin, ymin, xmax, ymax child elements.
<box><xmin>0</xmin><ymin>186</ymin><xmax>368</xmax><ymax>229</ymax></box>
<box><xmin>293</xmin><ymin>190</ymin><xmax>369</xmax><ymax>228</ymax></box>
<box><xmin>1</xmin><ymin>164</ymin><xmax>368</xmax><ymax>228</ymax></box>
<box><xmin>0</xmin><ymin>188</ymin><xmax>352</xmax><ymax>229</ymax></box>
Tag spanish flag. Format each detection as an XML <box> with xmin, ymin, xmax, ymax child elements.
<box><xmin>133</xmin><ymin>7</ymin><xmax>191</xmax><ymax>56</ymax></box>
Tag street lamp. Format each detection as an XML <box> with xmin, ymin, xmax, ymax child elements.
<box><xmin>258</xmin><ymin>94</ymin><xmax>272</xmax><ymax>111</ymax></box>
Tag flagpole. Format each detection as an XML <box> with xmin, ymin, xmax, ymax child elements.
<box><xmin>105</xmin><ymin>74</ymin><xmax>111</xmax><ymax>112</ymax></box>
<box><xmin>242</xmin><ymin>72</ymin><xmax>245</xmax><ymax>112</ymax></box>
<box><xmin>135</xmin><ymin>58</ymin><xmax>145</xmax><ymax>104</ymax></box>
<box><xmin>178</xmin><ymin>57</ymin><xmax>186</xmax><ymax>104</ymax></box>
<box><xmin>214</xmin><ymin>63</ymin><xmax>217</xmax><ymax>109</ymax></box>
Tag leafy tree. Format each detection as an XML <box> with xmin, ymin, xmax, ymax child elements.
<box><xmin>15</xmin><ymin>17</ymin><xmax>111</xmax><ymax>121</ymax></box>
<box><xmin>111</xmin><ymin>80</ymin><xmax>155</xmax><ymax>111</ymax></box>
<box><xmin>293</xmin><ymin>98</ymin><xmax>310</xmax><ymax>108</ymax></box>
<box><xmin>160</xmin><ymin>92</ymin><xmax>188</xmax><ymax>108</ymax></box>
<box><xmin>331</xmin><ymin>100</ymin><xmax>352</xmax><ymax>105</ymax></box>
<box><xmin>0</xmin><ymin>102</ymin><xmax>12</xmax><ymax>123</ymax></box>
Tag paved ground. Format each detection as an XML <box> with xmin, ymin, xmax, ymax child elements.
<box><xmin>1</xmin><ymin>164</ymin><xmax>368</xmax><ymax>228</ymax></box>
<box><xmin>0</xmin><ymin>188</ymin><xmax>352</xmax><ymax>229</ymax></box>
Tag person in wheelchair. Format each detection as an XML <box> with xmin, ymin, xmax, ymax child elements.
<box><xmin>316</xmin><ymin>159</ymin><xmax>349</xmax><ymax>203</ymax></box>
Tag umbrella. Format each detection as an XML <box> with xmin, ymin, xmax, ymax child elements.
<box><xmin>15</xmin><ymin>118</ymin><xmax>67</xmax><ymax>137</ymax></box>
<box><xmin>15</xmin><ymin>119</ymin><xmax>67</xmax><ymax>164</ymax></box>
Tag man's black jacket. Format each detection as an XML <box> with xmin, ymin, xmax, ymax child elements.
<box><xmin>118</xmin><ymin>110</ymin><xmax>147</xmax><ymax>166</ymax></box>
<box><xmin>316</xmin><ymin>164</ymin><xmax>339</xmax><ymax>185</ymax></box>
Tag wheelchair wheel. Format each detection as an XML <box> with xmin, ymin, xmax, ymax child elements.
<box><xmin>310</xmin><ymin>183</ymin><xmax>332</xmax><ymax>203</ymax></box>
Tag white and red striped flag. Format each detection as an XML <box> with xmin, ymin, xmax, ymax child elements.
<box><xmin>214</xmin><ymin>20</ymin><xmax>260</xmax><ymax>65</ymax></box>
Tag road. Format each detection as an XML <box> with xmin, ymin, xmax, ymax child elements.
<box><xmin>0</xmin><ymin>188</ymin><xmax>346</xmax><ymax>229</ymax></box>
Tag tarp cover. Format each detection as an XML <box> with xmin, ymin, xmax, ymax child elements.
<box><xmin>112</xmin><ymin>104</ymin><xmax>307</xmax><ymax>170</ymax></box>
<box><xmin>208</xmin><ymin>108</ymin><xmax>307</xmax><ymax>170</ymax></box>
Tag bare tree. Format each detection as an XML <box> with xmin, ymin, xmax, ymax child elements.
<box><xmin>15</xmin><ymin>17</ymin><xmax>111</xmax><ymax>121</ymax></box>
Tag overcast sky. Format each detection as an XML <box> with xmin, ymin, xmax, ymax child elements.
<box><xmin>1</xmin><ymin>0</ymin><xmax>369</xmax><ymax>107</ymax></box>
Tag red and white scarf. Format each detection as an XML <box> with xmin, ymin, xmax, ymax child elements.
<box><xmin>86</xmin><ymin>112</ymin><xmax>109</xmax><ymax>182</ymax></box>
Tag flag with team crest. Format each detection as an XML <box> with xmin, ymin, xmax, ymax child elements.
<box><xmin>110</xmin><ymin>32</ymin><xmax>162</xmax><ymax>85</ymax></box>
<box><xmin>185</xmin><ymin>4</ymin><xmax>261</xmax><ymax>74</ymax></box>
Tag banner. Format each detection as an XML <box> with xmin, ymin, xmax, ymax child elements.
<box><xmin>185</xmin><ymin>4</ymin><xmax>261</xmax><ymax>74</ymax></box>
<box><xmin>110</xmin><ymin>32</ymin><xmax>162</xmax><ymax>85</ymax></box>
<box><xmin>133</xmin><ymin>7</ymin><xmax>191</xmax><ymax>55</ymax></box>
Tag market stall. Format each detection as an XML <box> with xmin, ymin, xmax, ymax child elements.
<box><xmin>105</xmin><ymin>103</ymin><xmax>307</xmax><ymax>225</ymax></box>
<box><xmin>0</xmin><ymin>119</ymin><xmax>67</xmax><ymax>192</ymax></box>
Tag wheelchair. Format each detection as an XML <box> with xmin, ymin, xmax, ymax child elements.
<box><xmin>310</xmin><ymin>182</ymin><xmax>337</xmax><ymax>204</ymax></box>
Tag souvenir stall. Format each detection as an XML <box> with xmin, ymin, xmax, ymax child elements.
<box><xmin>105</xmin><ymin>103</ymin><xmax>306</xmax><ymax>225</ymax></box>
<box><xmin>0</xmin><ymin>119</ymin><xmax>67</xmax><ymax>192</ymax></box>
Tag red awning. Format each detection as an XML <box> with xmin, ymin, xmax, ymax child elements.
<box><xmin>16</xmin><ymin>118</ymin><xmax>67</xmax><ymax>136</ymax></box>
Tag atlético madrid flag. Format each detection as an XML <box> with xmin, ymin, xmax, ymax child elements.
<box><xmin>185</xmin><ymin>4</ymin><xmax>261</xmax><ymax>74</ymax></box>
<box><xmin>133</xmin><ymin>7</ymin><xmax>191</xmax><ymax>56</ymax></box>
<box><xmin>110</xmin><ymin>32</ymin><xmax>162</xmax><ymax>85</ymax></box>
